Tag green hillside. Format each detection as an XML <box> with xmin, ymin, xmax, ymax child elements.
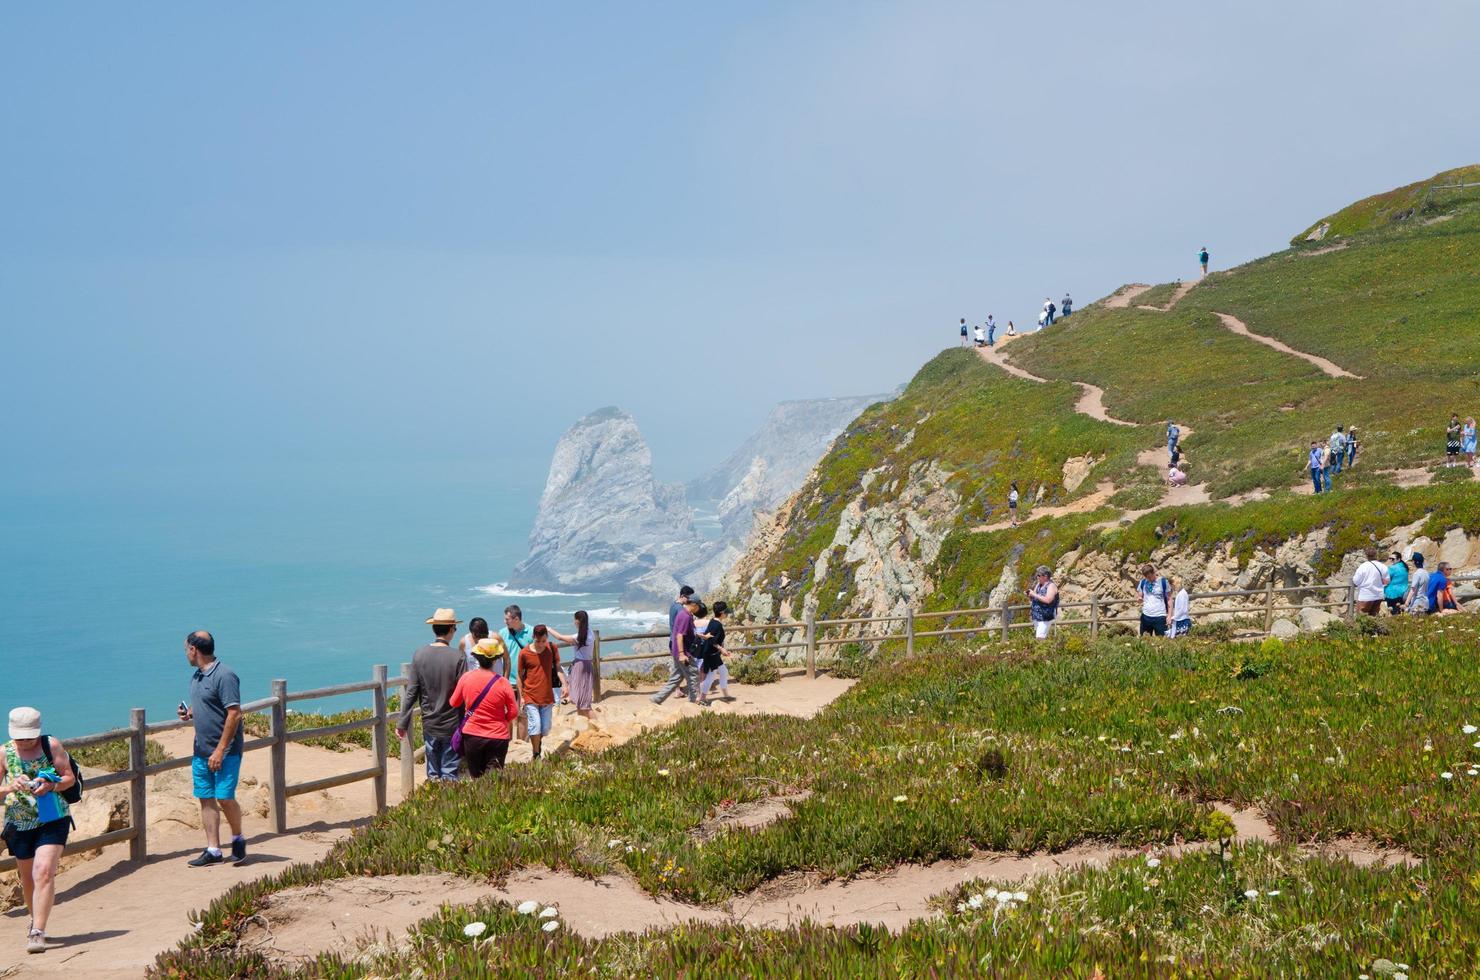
<box><xmin>1293</xmin><ymin>164</ymin><xmax>1480</xmax><ymax>243</ymax></box>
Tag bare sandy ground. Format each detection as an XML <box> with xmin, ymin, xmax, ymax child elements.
<box><xmin>974</xmin><ymin>336</ymin><xmax>1139</xmax><ymax>427</ymax></box>
<box><xmin>1103</xmin><ymin>283</ymin><xmax>1152</xmax><ymax>309</ymax></box>
<box><xmin>1136</xmin><ymin>279</ymin><xmax>1199</xmax><ymax>312</ymax></box>
<box><xmin>1212</xmin><ymin>312</ymin><xmax>1363</xmax><ymax>379</ymax></box>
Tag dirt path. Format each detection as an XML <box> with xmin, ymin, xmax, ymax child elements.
<box><xmin>975</xmin><ymin>337</ymin><xmax>1138</xmax><ymax>427</ymax></box>
<box><xmin>1136</xmin><ymin>279</ymin><xmax>1199</xmax><ymax>312</ymax></box>
<box><xmin>971</xmin><ymin>480</ymin><xmax>1117</xmax><ymax>533</ymax></box>
<box><xmin>0</xmin><ymin>672</ymin><xmax>850</xmax><ymax>977</ymax></box>
<box><xmin>1213</xmin><ymin>312</ymin><xmax>1363</xmax><ymax>379</ymax></box>
<box><xmin>1103</xmin><ymin>283</ymin><xmax>1152</xmax><ymax>309</ymax></box>
<box><xmin>236</xmin><ymin>801</ymin><xmax>1419</xmax><ymax>965</ymax></box>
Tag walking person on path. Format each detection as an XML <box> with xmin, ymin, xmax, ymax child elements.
<box><xmin>1465</xmin><ymin>417</ymin><xmax>1477</xmax><ymax>468</ymax></box>
<box><xmin>519</xmin><ymin>626</ymin><xmax>562</xmax><ymax>760</ymax></box>
<box><xmin>1</xmin><ymin>708</ymin><xmax>77</xmax><ymax>954</ymax></box>
<box><xmin>1166</xmin><ymin>421</ymin><xmax>1181</xmax><ymax>459</ymax></box>
<box><xmin>548</xmin><ymin>611</ymin><xmax>596</xmax><ymax>720</ymax></box>
<box><xmin>1352</xmin><ymin>547</ymin><xmax>1390</xmax><ymax>616</ymax></box>
<box><xmin>669</xmin><ymin>586</ymin><xmax>694</xmax><ymax>634</ymax></box>
<box><xmin>1171</xmin><ymin>580</ymin><xmax>1192</xmax><ymax>636</ymax></box>
<box><xmin>1384</xmin><ymin>552</ymin><xmax>1410</xmax><ymax>616</ymax></box>
<box><xmin>1008</xmin><ymin>482</ymin><xmax>1020</xmax><ymax>528</ymax></box>
<box><xmin>1445</xmin><ymin>414</ymin><xmax>1462</xmax><ymax>467</ymax></box>
<box><xmin>1329</xmin><ymin>426</ymin><xmax>1347</xmax><ymax>476</ymax></box>
<box><xmin>1345</xmin><ymin>426</ymin><xmax>1359</xmax><ymax>468</ymax></box>
<box><xmin>959</xmin><ymin>318</ymin><xmax>969</xmax><ymax>347</ymax></box>
<box><xmin>177</xmin><ymin>630</ymin><xmax>247</xmax><ymax>866</ymax></box>
<box><xmin>1026</xmin><ymin>566</ymin><xmax>1059</xmax><ymax>640</ymax></box>
<box><xmin>449</xmin><ymin>639</ymin><xmax>517</xmax><ymax>777</ymax></box>
<box><xmin>697</xmin><ymin>601</ymin><xmax>733</xmax><ymax>703</ymax></box>
<box><xmin>1198</xmin><ymin>246</ymin><xmax>1210</xmax><ymax>277</ymax></box>
<box><xmin>1321</xmin><ymin>442</ymin><xmax>1335</xmax><ymax>492</ymax></box>
<box><xmin>1061</xmin><ymin>293</ymin><xmax>1073</xmax><ymax>318</ymax></box>
<box><xmin>1305</xmin><ymin>441</ymin><xmax>1324</xmax><ymax>494</ymax></box>
<box><xmin>459</xmin><ymin>616</ymin><xmax>491</xmax><ymax>672</ymax></box>
<box><xmin>653</xmin><ymin>595</ymin><xmax>702</xmax><ymax>705</ymax></box>
<box><xmin>1136</xmin><ymin>564</ymin><xmax>1173</xmax><ymax>637</ymax></box>
<box><xmin>986</xmin><ymin>314</ymin><xmax>996</xmax><ymax>346</ymax></box>
<box><xmin>397</xmin><ymin>609</ymin><xmax>467</xmax><ymax>781</ymax></box>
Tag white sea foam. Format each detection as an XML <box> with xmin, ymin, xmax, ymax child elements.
<box><xmin>476</xmin><ymin>582</ymin><xmax>591</xmax><ymax>598</ymax></box>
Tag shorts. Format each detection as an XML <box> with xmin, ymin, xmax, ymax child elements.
<box><xmin>1139</xmin><ymin>614</ymin><xmax>1168</xmax><ymax>637</ymax></box>
<box><xmin>3</xmin><ymin>817</ymin><xmax>71</xmax><ymax>860</ymax></box>
<box><xmin>1033</xmin><ymin>620</ymin><xmax>1053</xmax><ymax>639</ymax></box>
<box><xmin>1173</xmin><ymin>619</ymin><xmax>1192</xmax><ymax>637</ymax></box>
<box><xmin>192</xmin><ymin>753</ymin><xmax>243</xmax><ymax>800</ymax></box>
<box><xmin>1356</xmin><ymin>599</ymin><xmax>1383</xmax><ymax>616</ymax></box>
<box><xmin>524</xmin><ymin>703</ymin><xmax>554</xmax><ymax>737</ymax></box>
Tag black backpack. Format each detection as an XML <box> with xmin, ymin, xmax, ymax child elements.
<box><xmin>40</xmin><ymin>735</ymin><xmax>84</xmax><ymax>805</ymax></box>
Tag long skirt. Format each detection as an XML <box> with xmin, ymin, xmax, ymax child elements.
<box><xmin>568</xmin><ymin>658</ymin><xmax>594</xmax><ymax>710</ymax></box>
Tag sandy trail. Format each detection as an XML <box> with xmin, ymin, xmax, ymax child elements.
<box><xmin>972</xmin><ymin>480</ymin><xmax>1117</xmax><ymax>533</ymax></box>
<box><xmin>1103</xmin><ymin>283</ymin><xmax>1152</xmax><ymax>309</ymax></box>
<box><xmin>1213</xmin><ymin>312</ymin><xmax>1363</xmax><ymax>379</ymax></box>
<box><xmin>975</xmin><ymin>336</ymin><xmax>1138</xmax><ymax>427</ymax></box>
<box><xmin>1136</xmin><ymin>279</ymin><xmax>1199</xmax><ymax>312</ymax></box>
<box><xmin>238</xmin><ymin>801</ymin><xmax>1419</xmax><ymax>965</ymax></box>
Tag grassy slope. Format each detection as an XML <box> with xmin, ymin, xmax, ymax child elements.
<box><xmin>1292</xmin><ymin>164</ymin><xmax>1480</xmax><ymax>243</ymax></box>
<box><xmin>157</xmin><ymin>619</ymin><xmax>1480</xmax><ymax>977</ymax></box>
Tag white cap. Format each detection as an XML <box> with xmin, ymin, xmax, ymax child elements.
<box><xmin>8</xmin><ymin>707</ymin><xmax>41</xmax><ymax>740</ymax></box>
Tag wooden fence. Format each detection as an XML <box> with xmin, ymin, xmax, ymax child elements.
<box><xmin>11</xmin><ymin>572</ymin><xmax>1463</xmax><ymax>871</ymax></box>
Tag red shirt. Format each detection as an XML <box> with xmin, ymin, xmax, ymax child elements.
<box><xmin>449</xmin><ymin>669</ymin><xmax>518</xmax><ymax>740</ymax></box>
<box><xmin>519</xmin><ymin>644</ymin><xmax>558</xmax><ymax>706</ymax></box>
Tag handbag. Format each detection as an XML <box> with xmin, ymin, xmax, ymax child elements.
<box><xmin>450</xmin><ymin>676</ymin><xmax>499</xmax><ymax>755</ymax></box>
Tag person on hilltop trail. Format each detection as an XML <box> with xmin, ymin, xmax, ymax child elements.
<box><xmin>654</xmin><ymin>594</ymin><xmax>702</xmax><ymax>705</ymax></box>
<box><xmin>1345</xmin><ymin>425</ymin><xmax>1359</xmax><ymax>469</ymax></box>
<box><xmin>1166</xmin><ymin>421</ymin><xmax>1181</xmax><ymax>459</ymax></box>
<box><xmin>1464</xmin><ymin>417</ymin><xmax>1477</xmax><ymax>468</ymax></box>
<box><xmin>959</xmin><ymin>318</ymin><xmax>969</xmax><ymax>347</ymax></box>
<box><xmin>1044</xmin><ymin>297</ymin><xmax>1057</xmax><ymax>325</ymax></box>
<box><xmin>1061</xmin><ymin>293</ymin><xmax>1073</xmax><ymax>318</ymax></box>
<box><xmin>178</xmin><ymin>631</ymin><xmax>247</xmax><ymax>866</ymax></box>
<box><xmin>1328</xmin><ymin>425</ymin><xmax>1347</xmax><ymax>476</ymax></box>
<box><xmin>1308</xmin><ymin>441</ymin><xmax>1325</xmax><ymax>494</ymax></box>
<box><xmin>1</xmin><ymin>707</ymin><xmax>78</xmax><ymax>954</ymax></box>
<box><xmin>1321</xmin><ymin>441</ymin><xmax>1334</xmax><ymax>492</ymax></box>
<box><xmin>1026</xmin><ymin>566</ymin><xmax>1059</xmax><ymax>639</ymax></box>
<box><xmin>1198</xmin><ymin>246</ymin><xmax>1210</xmax><ymax>277</ymax></box>
<box><xmin>1351</xmin><ymin>547</ymin><xmax>1390</xmax><ymax>617</ymax></box>
<box><xmin>1168</xmin><ymin>461</ymin><xmax>1189</xmax><ymax>487</ymax></box>
<box><xmin>1008</xmin><ymin>481</ymin><xmax>1020</xmax><ymax>528</ymax></box>
<box><xmin>1006</xmin><ymin>320</ymin><xmax>1017</xmax><ymax>337</ymax></box>
<box><xmin>698</xmin><ymin>601</ymin><xmax>733</xmax><ymax>704</ymax></box>
<box><xmin>398</xmin><ymin>609</ymin><xmax>467</xmax><ymax>782</ymax></box>
<box><xmin>518</xmin><ymin>625</ymin><xmax>562</xmax><ymax>761</ymax></box>
<box><xmin>1384</xmin><ymin>552</ymin><xmax>1411</xmax><ymax>616</ymax></box>
<box><xmin>1445</xmin><ymin>414</ymin><xmax>1462</xmax><ymax>467</ymax></box>
<box><xmin>1136</xmin><ymin>563</ymin><xmax>1173</xmax><ymax>637</ymax></box>
<box><xmin>449</xmin><ymin>637</ymin><xmax>517</xmax><ymax>777</ymax></box>
<box><xmin>459</xmin><ymin>616</ymin><xmax>491</xmax><ymax>672</ymax></box>
<box><xmin>549</xmin><ymin>610</ymin><xmax>596</xmax><ymax>720</ymax></box>
<box><xmin>973</xmin><ymin>324</ymin><xmax>986</xmax><ymax>347</ymax></box>
<box><xmin>986</xmin><ymin>314</ymin><xmax>997</xmax><ymax>346</ymax></box>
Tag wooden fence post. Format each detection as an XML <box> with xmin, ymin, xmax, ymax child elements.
<box><xmin>805</xmin><ymin>614</ymin><xmax>817</xmax><ymax>679</ymax></box>
<box><xmin>1000</xmin><ymin>598</ymin><xmax>1011</xmax><ymax>641</ymax></box>
<box><xmin>1346</xmin><ymin>583</ymin><xmax>1357</xmax><ymax>623</ymax></box>
<box><xmin>1089</xmin><ymin>595</ymin><xmax>1100</xmax><ymax>640</ymax></box>
<box><xmin>1263</xmin><ymin>581</ymin><xmax>1276</xmax><ymax>634</ymax></box>
<box><xmin>905</xmin><ymin>609</ymin><xmax>915</xmax><ymax>659</ymax></box>
<box><xmin>371</xmin><ymin>664</ymin><xmax>388</xmax><ymax>814</ymax></box>
<box><xmin>592</xmin><ymin>630</ymin><xmax>603</xmax><ymax>701</ymax></box>
<box><xmin>269</xmin><ymin>679</ymin><xmax>289</xmax><ymax>834</ymax></box>
<box><xmin>399</xmin><ymin>662</ymin><xmax>415</xmax><ymax>799</ymax></box>
<box><xmin>128</xmin><ymin>708</ymin><xmax>148</xmax><ymax>862</ymax></box>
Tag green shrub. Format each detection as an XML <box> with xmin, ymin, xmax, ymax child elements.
<box><xmin>69</xmin><ymin>737</ymin><xmax>167</xmax><ymax>772</ymax></box>
<box><xmin>829</xmin><ymin>642</ymin><xmax>877</xmax><ymax>679</ymax></box>
<box><xmin>731</xmin><ymin>651</ymin><xmax>780</xmax><ymax>685</ymax></box>
<box><xmin>609</xmin><ymin>664</ymin><xmax>669</xmax><ymax>689</ymax></box>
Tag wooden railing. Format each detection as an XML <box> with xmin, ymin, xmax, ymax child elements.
<box><xmin>14</xmin><ymin>571</ymin><xmax>1463</xmax><ymax>871</ymax></box>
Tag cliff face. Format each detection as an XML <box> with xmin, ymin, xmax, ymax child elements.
<box><xmin>510</xmin><ymin>407</ymin><xmax>699</xmax><ymax>592</ymax></box>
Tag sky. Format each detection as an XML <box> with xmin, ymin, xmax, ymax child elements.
<box><xmin>4</xmin><ymin>1</ymin><xmax>1479</xmax><ymax>487</ymax></box>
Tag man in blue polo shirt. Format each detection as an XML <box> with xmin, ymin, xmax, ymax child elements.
<box><xmin>178</xmin><ymin>630</ymin><xmax>246</xmax><ymax>866</ymax></box>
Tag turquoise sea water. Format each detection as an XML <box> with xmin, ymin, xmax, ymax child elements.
<box><xmin>0</xmin><ymin>467</ymin><xmax>666</xmax><ymax>735</ymax></box>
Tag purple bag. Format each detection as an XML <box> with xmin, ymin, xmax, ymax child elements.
<box><xmin>450</xmin><ymin>675</ymin><xmax>499</xmax><ymax>755</ymax></box>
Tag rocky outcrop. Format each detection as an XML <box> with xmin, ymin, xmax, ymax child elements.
<box><xmin>512</xmin><ymin>408</ymin><xmax>700</xmax><ymax>592</ymax></box>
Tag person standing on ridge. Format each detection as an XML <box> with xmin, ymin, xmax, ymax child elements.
<box><xmin>973</xmin><ymin>324</ymin><xmax>985</xmax><ymax>347</ymax></box>
<box><xmin>1171</xmin><ymin>580</ymin><xmax>1192</xmax><ymax>636</ymax></box>
<box><xmin>1198</xmin><ymin>246</ymin><xmax>1210</xmax><ymax>277</ymax></box>
<box><xmin>959</xmin><ymin>318</ymin><xmax>969</xmax><ymax>347</ymax></box>
<box><xmin>1464</xmin><ymin>417</ymin><xmax>1477</xmax><ymax>468</ymax></box>
<box><xmin>1329</xmin><ymin>425</ymin><xmax>1347</xmax><ymax>477</ymax></box>
<box><xmin>548</xmin><ymin>611</ymin><xmax>595</xmax><ymax>720</ymax></box>
<box><xmin>1308</xmin><ymin>441</ymin><xmax>1325</xmax><ymax>494</ymax></box>
<box><xmin>986</xmin><ymin>314</ymin><xmax>996</xmax><ymax>346</ymax></box>
<box><xmin>1008</xmin><ymin>481</ymin><xmax>1020</xmax><ymax>527</ymax></box>
<box><xmin>1061</xmin><ymin>293</ymin><xmax>1073</xmax><ymax>318</ymax></box>
<box><xmin>1321</xmin><ymin>441</ymin><xmax>1334</xmax><ymax>492</ymax></box>
<box><xmin>1</xmin><ymin>707</ymin><xmax>78</xmax><ymax>953</ymax></box>
<box><xmin>449</xmin><ymin>638</ymin><xmax>517</xmax><ymax>777</ymax></box>
<box><xmin>1345</xmin><ymin>425</ymin><xmax>1359</xmax><ymax>468</ymax></box>
<box><xmin>1351</xmin><ymin>547</ymin><xmax>1390</xmax><ymax>616</ymax></box>
<box><xmin>1445</xmin><ymin>413</ymin><xmax>1462</xmax><ymax>467</ymax></box>
<box><xmin>1044</xmin><ymin>297</ymin><xmax>1056</xmax><ymax>325</ymax></box>
<box><xmin>398</xmin><ymin>609</ymin><xmax>467</xmax><ymax>781</ymax></box>
<box><xmin>178</xmin><ymin>630</ymin><xmax>246</xmax><ymax>866</ymax></box>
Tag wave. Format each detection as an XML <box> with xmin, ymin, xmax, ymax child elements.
<box><xmin>580</xmin><ymin>606</ymin><xmax>666</xmax><ymax>624</ymax></box>
<box><xmin>475</xmin><ymin>582</ymin><xmax>592</xmax><ymax>598</ymax></box>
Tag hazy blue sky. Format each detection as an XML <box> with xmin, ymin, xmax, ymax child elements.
<box><xmin>4</xmin><ymin>1</ymin><xmax>1479</xmax><ymax>485</ymax></box>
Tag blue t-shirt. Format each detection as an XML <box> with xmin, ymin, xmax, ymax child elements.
<box><xmin>1426</xmin><ymin>570</ymin><xmax>1450</xmax><ymax>608</ymax></box>
<box><xmin>190</xmin><ymin>659</ymin><xmax>244</xmax><ymax>759</ymax></box>
<box><xmin>498</xmin><ymin>625</ymin><xmax>534</xmax><ymax>663</ymax></box>
<box><xmin>1309</xmin><ymin>448</ymin><xmax>1324</xmax><ymax>470</ymax></box>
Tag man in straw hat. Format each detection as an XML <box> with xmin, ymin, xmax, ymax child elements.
<box><xmin>397</xmin><ymin>609</ymin><xmax>468</xmax><ymax>781</ymax></box>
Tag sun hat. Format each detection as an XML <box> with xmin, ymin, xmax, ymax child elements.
<box><xmin>8</xmin><ymin>707</ymin><xmax>41</xmax><ymax>740</ymax></box>
<box><xmin>425</xmin><ymin>608</ymin><xmax>462</xmax><ymax>626</ymax></box>
<box><xmin>474</xmin><ymin>637</ymin><xmax>506</xmax><ymax>658</ymax></box>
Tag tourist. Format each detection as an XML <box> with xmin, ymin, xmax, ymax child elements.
<box><xmin>698</xmin><ymin>601</ymin><xmax>733</xmax><ymax>703</ymax></box>
<box><xmin>1351</xmin><ymin>547</ymin><xmax>1390</xmax><ymax>616</ymax></box>
<box><xmin>519</xmin><ymin>625</ymin><xmax>562</xmax><ymax>760</ymax></box>
<box><xmin>1426</xmin><ymin>561</ymin><xmax>1459</xmax><ymax>615</ymax></box>
<box><xmin>397</xmin><ymin>609</ymin><xmax>467</xmax><ymax>781</ymax></box>
<box><xmin>653</xmin><ymin>594</ymin><xmax>701</xmax><ymax>705</ymax></box>
<box><xmin>175</xmin><ymin>631</ymin><xmax>247</xmax><ymax>866</ymax></box>
<box><xmin>1384</xmin><ymin>552</ymin><xmax>1410</xmax><ymax>616</ymax></box>
<box><xmin>1321</xmin><ymin>441</ymin><xmax>1334</xmax><ymax>492</ymax></box>
<box><xmin>1045</xmin><ymin>297</ymin><xmax>1056</xmax><ymax>325</ymax></box>
<box><xmin>548</xmin><ymin>611</ymin><xmax>596</xmax><ymax>719</ymax></box>
<box><xmin>1008</xmin><ymin>482</ymin><xmax>1020</xmax><ymax>528</ymax></box>
<box><xmin>1465</xmin><ymin>417</ymin><xmax>1478</xmax><ymax>468</ymax></box>
<box><xmin>986</xmin><ymin>314</ymin><xmax>996</xmax><ymax>346</ymax></box>
<box><xmin>1136</xmin><ymin>563</ymin><xmax>1172</xmax><ymax>636</ymax></box>
<box><xmin>973</xmin><ymin>324</ymin><xmax>985</xmax><ymax>347</ymax></box>
<box><xmin>1037</xmin><ymin>309</ymin><xmax>1048</xmax><ymax>331</ymax></box>
<box><xmin>1445</xmin><ymin>414</ymin><xmax>1462</xmax><ymax>467</ymax></box>
<box><xmin>1406</xmin><ymin>552</ymin><xmax>1431</xmax><ymax>614</ymax></box>
<box><xmin>669</xmin><ymin>586</ymin><xmax>694</xmax><ymax>635</ymax></box>
<box><xmin>1167</xmin><ymin>421</ymin><xmax>1181</xmax><ymax>457</ymax></box>
<box><xmin>1</xmin><ymin>707</ymin><xmax>77</xmax><ymax>953</ymax></box>
<box><xmin>459</xmin><ymin>616</ymin><xmax>491</xmax><ymax>672</ymax></box>
<box><xmin>1061</xmin><ymin>293</ymin><xmax>1073</xmax><ymax>318</ymax></box>
<box><xmin>1006</xmin><ymin>320</ymin><xmax>1017</xmax><ymax>337</ymax></box>
<box><xmin>1168</xmin><ymin>462</ymin><xmax>1188</xmax><ymax>487</ymax></box>
<box><xmin>1026</xmin><ymin>566</ymin><xmax>1058</xmax><ymax>639</ymax></box>
<box><xmin>1170</xmin><ymin>580</ymin><xmax>1192</xmax><ymax>636</ymax></box>
<box><xmin>449</xmin><ymin>638</ymin><xmax>518</xmax><ymax>777</ymax></box>
<box><xmin>1169</xmin><ymin>444</ymin><xmax>1183</xmax><ymax>470</ymax></box>
<box><xmin>1329</xmin><ymin>425</ymin><xmax>1347</xmax><ymax>476</ymax></box>
<box><xmin>1308</xmin><ymin>441</ymin><xmax>1325</xmax><ymax>494</ymax></box>
<box><xmin>498</xmin><ymin>604</ymin><xmax>534</xmax><ymax>693</ymax></box>
<box><xmin>1345</xmin><ymin>425</ymin><xmax>1359</xmax><ymax>468</ymax></box>
<box><xmin>1198</xmin><ymin>246</ymin><xmax>1210</xmax><ymax>277</ymax></box>
<box><xmin>959</xmin><ymin>318</ymin><xmax>969</xmax><ymax>347</ymax></box>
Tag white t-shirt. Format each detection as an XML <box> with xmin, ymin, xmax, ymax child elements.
<box><xmin>1352</xmin><ymin>560</ymin><xmax>1390</xmax><ymax>602</ymax></box>
<box><xmin>1139</xmin><ymin>577</ymin><xmax>1170</xmax><ymax>618</ymax></box>
<box><xmin>974</xmin><ymin>327</ymin><xmax>985</xmax><ymax>342</ymax></box>
<box><xmin>1172</xmin><ymin>588</ymin><xmax>1190</xmax><ymax>621</ymax></box>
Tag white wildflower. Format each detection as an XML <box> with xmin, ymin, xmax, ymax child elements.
<box><xmin>542</xmin><ymin>920</ymin><xmax>560</xmax><ymax>932</ymax></box>
<box><xmin>1441</xmin><ymin>772</ymin><xmax>1454</xmax><ymax>780</ymax></box>
<box><xmin>985</xmin><ymin>887</ymin><xmax>999</xmax><ymax>898</ymax></box>
<box><xmin>1244</xmin><ymin>889</ymin><xmax>1259</xmax><ymax>899</ymax></box>
<box><xmin>1013</xmin><ymin>891</ymin><xmax>1028</xmax><ymax>902</ymax></box>
<box><xmin>956</xmin><ymin>902</ymin><xmax>968</xmax><ymax>913</ymax></box>
<box><xmin>463</xmin><ymin>922</ymin><xmax>487</xmax><ymax>937</ymax></box>
<box><xmin>968</xmin><ymin>894</ymin><xmax>985</xmax><ymax>909</ymax></box>
<box><xmin>892</xmin><ymin>795</ymin><xmax>908</xmax><ymax>803</ymax></box>
<box><xmin>607</xmin><ymin>839</ymin><xmax>622</xmax><ymax>848</ymax></box>
<box><xmin>1267</xmin><ymin>890</ymin><xmax>1280</xmax><ymax>896</ymax></box>
<box><xmin>1145</xmin><ymin>857</ymin><xmax>1161</xmax><ymax>868</ymax></box>
<box><xmin>1464</xmin><ymin>724</ymin><xmax>1478</xmax><ymax>734</ymax></box>
<box><xmin>995</xmin><ymin>891</ymin><xmax>1012</xmax><ymax>904</ymax></box>
<box><xmin>657</xmin><ymin>768</ymin><xmax>670</xmax><ymax>777</ymax></box>
<box><xmin>1097</xmin><ymin>734</ymin><xmax>1108</xmax><ymax>742</ymax></box>
<box><xmin>516</xmin><ymin>900</ymin><xmax>539</xmax><ymax>915</ymax></box>
<box><xmin>540</xmin><ymin>907</ymin><xmax>558</xmax><ymax>919</ymax></box>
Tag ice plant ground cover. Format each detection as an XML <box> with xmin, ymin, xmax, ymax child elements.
<box><xmin>153</xmin><ymin>615</ymin><xmax>1480</xmax><ymax>977</ymax></box>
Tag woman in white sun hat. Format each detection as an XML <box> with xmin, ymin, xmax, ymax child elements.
<box><xmin>0</xmin><ymin>706</ymin><xmax>78</xmax><ymax>954</ymax></box>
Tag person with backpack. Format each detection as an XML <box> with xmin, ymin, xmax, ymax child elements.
<box><xmin>449</xmin><ymin>637</ymin><xmax>518</xmax><ymax>777</ymax></box>
<box><xmin>698</xmin><ymin>601</ymin><xmax>733</xmax><ymax>703</ymax></box>
<box><xmin>1198</xmin><ymin>246</ymin><xmax>1210</xmax><ymax>277</ymax></box>
<box><xmin>1308</xmin><ymin>441</ymin><xmax>1325</xmax><ymax>494</ymax></box>
<box><xmin>1329</xmin><ymin>426</ymin><xmax>1347</xmax><ymax>476</ymax></box>
<box><xmin>1044</xmin><ymin>297</ymin><xmax>1056</xmax><ymax>325</ymax></box>
<box><xmin>1166</xmin><ymin>421</ymin><xmax>1181</xmax><ymax>459</ymax></box>
<box><xmin>959</xmin><ymin>318</ymin><xmax>969</xmax><ymax>347</ymax></box>
<box><xmin>1</xmin><ymin>707</ymin><xmax>78</xmax><ymax>954</ymax></box>
<box><xmin>1351</xmin><ymin>547</ymin><xmax>1390</xmax><ymax>616</ymax></box>
<box><xmin>1136</xmin><ymin>563</ymin><xmax>1172</xmax><ymax>636</ymax></box>
<box><xmin>1061</xmin><ymin>293</ymin><xmax>1073</xmax><ymax>318</ymax></box>
<box><xmin>178</xmin><ymin>630</ymin><xmax>247</xmax><ymax>865</ymax></box>
<box><xmin>1026</xmin><ymin>566</ymin><xmax>1059</xmax><ymax>639</ymax></box>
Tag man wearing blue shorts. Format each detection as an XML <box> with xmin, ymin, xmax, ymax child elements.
<box><xmin>179</xmin><ymin>630</ymin><xmax>246</xmax><ymax>866</ymax></box>
<box><xmin>518</xmin><ymin>625</ymin><xmax>562</xmax><ymax>761</ymax></box>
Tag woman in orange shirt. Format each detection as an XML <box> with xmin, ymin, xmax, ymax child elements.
<box><xmin>449</xmin><ymin>638</ymin><xmax>519</xmax><ymax>777</ymax></box>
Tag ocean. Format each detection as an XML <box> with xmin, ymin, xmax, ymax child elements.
<box><xmin>0</xmin><ymin>465</ymin><xmax>672</xmax><ymax>736</ymax></box>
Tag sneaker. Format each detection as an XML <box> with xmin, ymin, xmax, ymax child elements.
<box><xmin>27</xmin><ymin>929</ymin><xmax>46</xmax><ymax>953</ymax></box>
<box><xmin>188</xmin><ymin>848</ymin><xmax>224</xmax><ymax>867</ymax></box>
<box><xmin>230</xmin><ymin>837</ymin><xmax>247</xmax><ymax>864</ymax></box>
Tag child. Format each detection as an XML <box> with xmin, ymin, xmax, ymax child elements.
<box><xmin>698</xmin><ymin>602</ymin><xmax>732</xmax><ymax>703</ymax></box>
<box><xmin>1171</xmin><ymin>580</ymin><xmax>1191</xmax><ymax>636</ymax></box>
